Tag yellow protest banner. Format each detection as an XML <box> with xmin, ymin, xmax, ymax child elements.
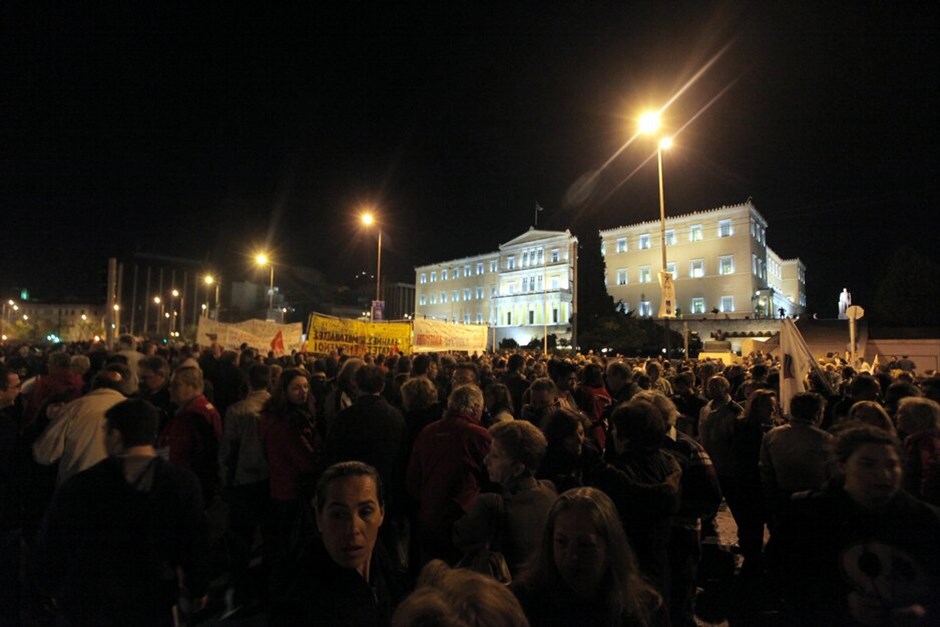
<box><xmin>306</xmin><ymin>313</ymin><xmax>412</xmax><ymax>356</ymax></box>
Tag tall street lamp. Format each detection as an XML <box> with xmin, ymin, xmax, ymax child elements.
<box><xmin>153</xmin><ymin>296</ymin><xmax>164</xmax><ymax>337</ymax></box>
<box><xmin>204</xmin><ymin>274</ymin><xmax>220</xmax><ymax>320</ymax></box>
<box><xmin>360</xmin><ymin>212</ymin><xmax>383</xmax><ymax>321</ymax></box>
<box><xmin>639</xmin><ymin>111</ymin><xmax>676</xmax><ymax>354</ymax></box>
<box><xmin>255</xmin><ymin>253</ymin><xmax>275</xmax><ymax>320</ymax></box>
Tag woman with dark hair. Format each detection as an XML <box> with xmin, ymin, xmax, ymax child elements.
<box><xmin>512</xmin><ymin>487</ymin><xmax>669</xmax><ymax>627</ymax></box>
<box><xmin>261</xmin><ymin>368</ymin><xmax>323</xmax><ymax>589</ymax></box>
<box><xmin>536</xmin><ymin>408</ymin><xmax>603</xmax><ymax>494</ymax></box>
<box><xmin>575</xmin><ymin>363</ymin><xmax>612</xmax><ymax>450</ymax></box>
<box><xmin>772</xmin><ymin>426</ymin><xmax>940</xmax><ymax>625</ymax></box>
<box><xmin>485</xmin><ymin>382</ymin><xmax>515</xmax><ymax>425</ymax></box>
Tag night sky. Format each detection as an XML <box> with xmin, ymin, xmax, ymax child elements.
<box><xmin>3</xmin><ymin>2</ymin><xmax>938</xmax><ymax>316</ymax></box>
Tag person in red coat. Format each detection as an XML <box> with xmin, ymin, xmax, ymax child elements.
<box><xmin>406</xmin><ymin>383</ymin><xmax>491</xmax><ymax>565</ymax></box>
<box><xmin>160</xmin><ymin>366</ymin><xmax>222</xmax><ymax>503</ymax></box>
<box><xmin>23</xmin><ymin>351</ymin><xmax>84</xmax><ymax>426</ymax></box>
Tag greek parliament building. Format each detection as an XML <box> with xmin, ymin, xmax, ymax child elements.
<box><xmin>600</xmin><ymin>200</ymin><xmax>806</xmax><ymax>320</ymax></box>
<box><xmin>413</xmin><ymin>200</ymin><xmax>805</xmax><ymax>347</ymax></box>
<box><xmin>414</xmin><ymin>229</ymin><xmax>579</xmax><ymax>346</ymax></box>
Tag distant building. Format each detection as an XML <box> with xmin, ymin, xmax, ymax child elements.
<box><xmin>7</xmin><ymin>302</ymin><xmax>105</xmax><ymax>341</ymax></box>
<box><xmin>382</xmin><ymin>282</ymin><xmax>415</xmax><ymax>320</ymax></box>
<box><xmin>415</xmin><ymin>228</ymin><xmax>578</xmax><ymax>347</ymax></box>
<box><xmin>599</xmin><ymin>200</ymin><xmax>805</xmax><ymax>319</ymax></box>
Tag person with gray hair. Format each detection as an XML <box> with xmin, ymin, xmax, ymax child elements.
<box><xmin>407</xmin><ymin>384</ymin><xmax>492</xmax><ymax>565</ymax></box>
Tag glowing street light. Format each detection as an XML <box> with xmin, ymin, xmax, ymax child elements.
<box><xmin>360</xmin><ymin>211</ymin><xmax>383</xmax><ymax>321</ymax></box>
<box><xmin>638</xmin><ymin>111</ymin><xmax>661</xmax><ymax>135</ymax></box>
<box><xmin>255</xmin><ymin>252</ymin><xmax>275</xmax><ymax>317</ymax></box>
<box><xmin>203</xmin><ymin>274</ymin><xmax>220</xmax><ymax>320</ymax></box>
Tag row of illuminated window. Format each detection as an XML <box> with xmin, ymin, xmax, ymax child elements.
<box><xmin>767</xmin><ymin>257</ymin><xmax>782</xmax><ymax>279</ymax></box>
<box><xmin>503</xmin><ymin>307</ymin><xmax>564</xmax><ymax>326</ymax></box>
<box><xmin>425</xmin><ymin>313</ymin><xmax>488</xmax><ymax>324</ymax></box>
<box><xmin>625</xmin><ymin>296</ymin><xmax>735</xmax><ymax>317</ymax></box>
<box><xmin>505</xmin><ymin>275</ymin><xmax>562</xmax><ymax>294</ymax></box>
<box><xmin>419</xmin><ymin>286</ymin><xmax>487</xmax><ymax>306</ymax></box>
<box><xmin>506</xmin><ymin>248</ymin><xmax>562</xmax><ymax>270</ymax></box>
<box><xmin>609</xmin><ymin>256</ymin><xmax>735</xmax><ymax>285</ymax></box>
<box><xmin>419</xmin><ymin>261</ymin><xmax>498</xmax><ymax>284</ymax></box>
<box><xmin>602</xmin><ymin>219</ymin><xmax>736</xmax><ymax>256</ymax></box>
<box><xmin>752</xmin><ymin>254</ymin><xmax>765</xmax><ymax>279</ymax></box>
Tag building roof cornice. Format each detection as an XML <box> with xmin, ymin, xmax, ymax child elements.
<box><xmin>599</xmin><ymin>199</ymin><xmax>763</xmax><ymax>235</ymax></box>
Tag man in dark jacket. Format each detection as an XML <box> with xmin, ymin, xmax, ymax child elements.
<box><xmin>36</xmin><ymin>399</ymin><xmax>209</xmax><ymax>627</ymax></box>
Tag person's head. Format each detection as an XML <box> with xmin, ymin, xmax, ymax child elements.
<box><xmin>139</xmin><ymin>356</ymin><xmax>170</xmax><ymax>393</ymax></box>
<box><xmin>749</xmin><ymin>364</ymin><xmax>769</xmax><ymax>382</ymax></box>
<box><xmin>336</xmin><ymin>358</ymin><xmax>364</xmax><ymax>394</ymax></box>
<box><xmin>895</xmin><ymin>397</ymin><xmax>940</xmax><ymax>436</ymax></box>
<box><xmin>580</xmin><ymin>363</ymin><xmax>605</xmax><ymax>388</ymax></box>
<box><xmin>788</xmin><ymin>391</ymin><xmax>824</xmax><ymax>424</ymax></box>
<box><xmin>610</xmin><ymin>398</ymin><xmax>666</xmax><ymax>454</ymax></box>
<box><xmin>705</xmin><ymin>375</ymin><xmax>731</xmax><ymax>402</ymax></box>
<box><xmin>392</xmin><ymin>559</ymin><xmax>530</xmax><ymax>627</ymax></box>
<box><xmin>355</xmin><ymin>364</ymin><xmax>386</xmax><ymax>396</ymax></box>
<box><xmin>247</xmin><ymin>363</ymin><xmax>272</xmax><ymax>392</ymax></box>
<box><xmin>551</xmin><ymin>361</ymin><xmax>578</xmax><ymax>393</ymax></box>
<box><xmin>170</xmin><ymin>366</ymin><xmax>203</xmax><ymax>406</ymax></box>
<box><xmin>47</xmin><ymin>351</ymin><xmax>71</xmax><ymax>374</ymax></box>
<box><xmin>104</xmin><ymin>399</ymin><xmax>160</xmax><ymax>455</ymax></box>
<box><xmin>744</xmin><ymin>389</ymin><xmax>780</xmax><ymax>425</ymax></box>
<box><xmin>846</xmin><ymin>401</ymin><xmax>896</xmax><ymax>435</ymax></box>
<box><xmin>542</xmin><ymin>408</ymin><xmax>586</xmax><ymax>456</ymax></box>
<box><xmin>274</xmin><ymin>367</ymin><xmax>309</xmax><ymax>407</ymax></box>
<box><xmin>69</xmin><ymin>354</ymin><xmax>91</xmax><ymax>377</ymax></box>
<box><xmin>315</xmin><ymin>462</ymin><xmax>385</xmax><ymax>579</ymax></box>
<box><xmin>485</xmin><ymin>420</ymin><xmax>547</xmax><ymax>486</ymax></box>
<box><xmin>483</xmin><ymin>382</ymin><xmax>513</xmax><ymax>415</ymax></box>
<box><xmin>507</xmin><ymin>353</ymin><xmax>525</xmax><ymax>374</ymax></box>
<box><xmin>522</xmin><ymin>487</ymin><xmax>652</xmax><ymax>620</ymax></box>
<box><xmin>452</xmin><ymin>362</ymin><xmax>480</xmax><ymax>388</ymax></box>
<box><xmin>833</xmin><ymin>427</ymin><xmax>904</xmax><ymax>509</ymax></box>
<box><xmin>605</xmin><ymin>361</ymin><xmax>632</xmax><ymax>393</ymax></box>
<box><xmin>118</xmin><ymin>334</ymin><xmax>137</xmax><ymax>351</ymax></box>
<box><xmin>447</xmin><ymin>384</ymin><xmax>485</xmax><ymax>422</ymax></box>
<box><xmin>644</xmin><ymin>360</ymin><xmax>662</xmax><ymax>381</ymax></box>
<box><xmin>527</xmin><ymin>377</ymin><xmax>558</xmax><ymax>410</ymax></box>
<box><xmin>847</xmin><ymin>374</ymin><xmax>881</xmax><ymax>402</ymax></box>
<box><xmin>411</xmin><ymin>354</ymin><xmax>431</xmax><ymax>377</ymax></box>
<box><xmin>883</xmin><ymin>381</ymin><xmax>921</xmax><ymax>416</ymax></box>
<box><xmin>631</xmin><ymin>390</ymin><xmax>679</xmax><ymax>429</ymax></box>
<box><xmin>400</xmin><ymin>376</ymin><xmax>438</xmax><ymax>412</ymax></box>
<box><xmin>673</xmin><ymin>371</ymin><xmax>695</xmax><ymax>396</ymax></box>
<box><xmin>0</xmin><ymin>367</ymin><xmax>21</xmax><ymax>407</ymax></box>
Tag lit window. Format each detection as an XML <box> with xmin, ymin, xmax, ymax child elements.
<box><xmin>522</xmin><ymin>277</ymin><xmax>529</xmax><ymax>292</ymax></box>
<box><xmin>442</xmin><ymin>269</ymin><xmax>448</xmax><ymax>281</ymax></box>
<box><xmin>600</xmin><ymin>242</ymin><xmax>607</xmax><ymax>257</ymax></box>
<box><xmin>476</xmin><ymin>262</ymin><xmax>483</xmax><ymax>275</ymax></box>
<box><xmin>464</xmin><ymin>288</ymin><xmax>471</xmax><ymax>301</ymax></box>
<box><xmin>420</xmin><ymin>273</ymin><xmax>427</xmax><ymax>284</ymax></box>
<box><xmin>551</xmin><ymin>277</ymin><xmax>559</xmax><ymax>289</ymax></box>
<box><xmin>720</xmin><ymin>296</ymin><xmax>734</xmax><ymax>312</ymax></box>
<box><xmin>718</xmin><ymin>219</ymin><xmax>733</xmax><ymax>237</ymax></box>
<box><xmin>453</xmin><ymin>267</ymin><xmax>460</xmax><ymax>278</ymax></box>
<box><xmin>719</xmin><ymin>255</ymin><xmax>734</xmax><ymax>275</ymax></box>
<box><xmin>639</xmin><ymin>301</ymin><xmax>653</xmax><ymax>317</ymax></box>
<box><xmin>452</xmin><ymin>290</ymin><xmax>459</xmax><ymax>302</ymax></box>
<box><xmin>507</xmin><ymin>256</ymin><xmax>515</xmax><ymax>270</ymax></box>
<box><xmin>441</xmin><ymin>292</ymin><xmax>447</xmax><ymax>303</ymax></box>
<box><xmin>529</xmin><ymin>310</ymin><xmax>535</xmax><ymax>325</ymax></box>
<box><xmin>507</xmin><ymin>311</ymin><xmax>512</xmax><ymax>325</ymax></box>
<box><xmin>490</xmin><ymin>260</ymin><xmax>498</xmax><ymax>272</ymax></box>
<box><xmin>665</xmin><ymin>230</ymin><xmax>676</xmax><ymax>246</ymax></box>
<box><xmin>476</xmin><ymin>313</ymin><xmax>483</xmax><ymax>324</ymax></box>
<box><xmin>752</xmin><ymin>254</ymin><xmax>758</xmax><ymax>276</ymax></box>
<box><xmin>691</xmin><ymin>298</ymin><xmax>705</xmax><ymax>314</ymax></box>
<box><xmin>666</xmin><ymin>262</ymin><xmax>677</xmax><ymax>279</ymax></box>
<box><xmin>464</xmin><ymin>313</ymin><xmax>470</xmax><ymax>324</ymax></box>
<box><xmin>419</xmin><ymin>295</ymin><xmax>427</xmax><ymax>306</ymax></box>
<box><xmin>430</xmin><ymin>271</ymin><xmax>437</xmax><ymax>283</ymax></box>
<box><xmin>430</xmin><ymin>294</ymin><xmax>437</xmax><ymax>304</ymax></box>
<box><xmin>690</xmin><ymin>259</ymin><xmax>705</xmax><ymax>278</ymax></box>
<box><xmin>690</xmin><ymin>224</ymin><xmax>703</xmax><ymax>241</ymax></box>
<box><xmin>551</xmin><ymin>248</ymin><xmax>560</xmax><ymax>262</ymax></box>
<box><xmin>491</xmin><ymin>287</ymin><xmax>498</xmax><ymax>297</ymax></box>
<box><xmin>616</xmin><ymin>269</ymin><xmax>628</xmax><ymax>285</ymax></box>
<box><xmin>616</xmin><ymin>238</ymin><xmax>627</xmax><ymax>253</ymax></box>
<box><xmin>639</xmin><ymin>266</ymin><xmax>652</xmax><ymax>283</ymax></box>
<box><xmin>553</xmin><ymin>308</ymin><xmax>559</xmax><ymax>323</ymax></box>
<box><xmin>639</xmin><ymin>234</ymin><xmax>651</xmax><ymax>249</ymax></box>
<box><xmin>475</xmin><ymin>287</ymin><xmax>483</xmax><ymax>299</ymax></box>
<box><xmin>523</xmin><ymin>252</ymin><xmax>529</xmax><ymax>266</ymax></box>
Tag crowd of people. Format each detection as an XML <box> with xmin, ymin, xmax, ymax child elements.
<box><xmin>0</xmin><ymin>335</ymin><xmax>938</xmax><ymax>626</ymax></box>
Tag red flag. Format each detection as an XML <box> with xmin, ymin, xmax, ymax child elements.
<box><xmin>270</xmin><ymin>330</ymin><xmax>285</xmax><ymax>356</ymax></box>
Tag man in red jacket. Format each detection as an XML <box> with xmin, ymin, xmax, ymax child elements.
<box><xmin>406</xmin><ymin>383</ymin><xmax>491</xmax><ymax>565</ymax></box>
<box><xmin>160</xmin><ymin>366</ymin><xmax>221</xmax><ymax>503</ymax></box>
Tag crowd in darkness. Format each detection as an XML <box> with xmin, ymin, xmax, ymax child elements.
<box><xmin>1</xmin><ymin>336</ymin><xmax>939</xmax><ymax>626</ymax></box>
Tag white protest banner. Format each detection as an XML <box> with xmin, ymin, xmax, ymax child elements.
<box><xmin>196</xmin><ymin>316</ymin><xmax>304</xmax><ymax>354</ymax></box>
<box><xmin>412</xmin><ymin>318</ymin><xmax>488</xmax><ymax>353</ymax></box>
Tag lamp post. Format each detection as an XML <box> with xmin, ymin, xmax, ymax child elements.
<box><xmin>361</xmin><ymin>212</ymin><xmax>383</xmax><ymax>321</ymax></box>
<box><xmin>639</xmin><ymin>111</ymin><xmax>675</xmax><ymax>355</ymax></box>
<box><xmin>255</xmin><ymin>253</ymin><xmax>275</xmax><ymax>320</ymax></box>
<box><xmin>153</xmin><ymin>296</ymin><xmax>164</xmax><ymax>337</ymax></box>
<box><xmin>204</xmin><ymin>274</ymin><xmax>220</xmax><ymax>320</ymax></box>
<box><xmin>170</xmin><ymin>289</ymin><xmax>180</xmax><ymax>335</ymax></box>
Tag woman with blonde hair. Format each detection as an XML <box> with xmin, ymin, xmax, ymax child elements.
<box><xmin>512</xmin><ymin>487</ymin><xmax>668</xmax><ymax>626</ymax></box>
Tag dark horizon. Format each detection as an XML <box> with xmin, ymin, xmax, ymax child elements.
<box><xmin>3</xmin><ymin>3</ymin><xmax>938</xmax><ymax>318</ymax></box>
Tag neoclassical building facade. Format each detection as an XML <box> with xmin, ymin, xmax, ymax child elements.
<box><xmin>414</xmin><ymin>229</ymin><xmax>578</xmax><ymax>346</ymax></box>
<box><xmin>599</xmin><ymin>200</ymin><xmax>805</xmax><ymax>319</ymax></box>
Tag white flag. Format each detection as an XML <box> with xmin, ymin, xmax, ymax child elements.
<box><xmin>779</xmin><ymin>318</ymin><xmax>815</xmax><ymax>417</ymax></box>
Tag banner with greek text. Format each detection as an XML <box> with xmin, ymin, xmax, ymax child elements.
<box><xmin>196</xmin><ymin>316</ymin><xmax>304</xmax><ymax>355</ymax></box>
<box><xmin>412</xmin><ymin>318</ymin><xmax>488</xmax><ymax>353</ymax></box>
<box><xmin>306</xmin><ymin>313</ymin><xmax>412</xmax><ymax>356</ymax></box>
